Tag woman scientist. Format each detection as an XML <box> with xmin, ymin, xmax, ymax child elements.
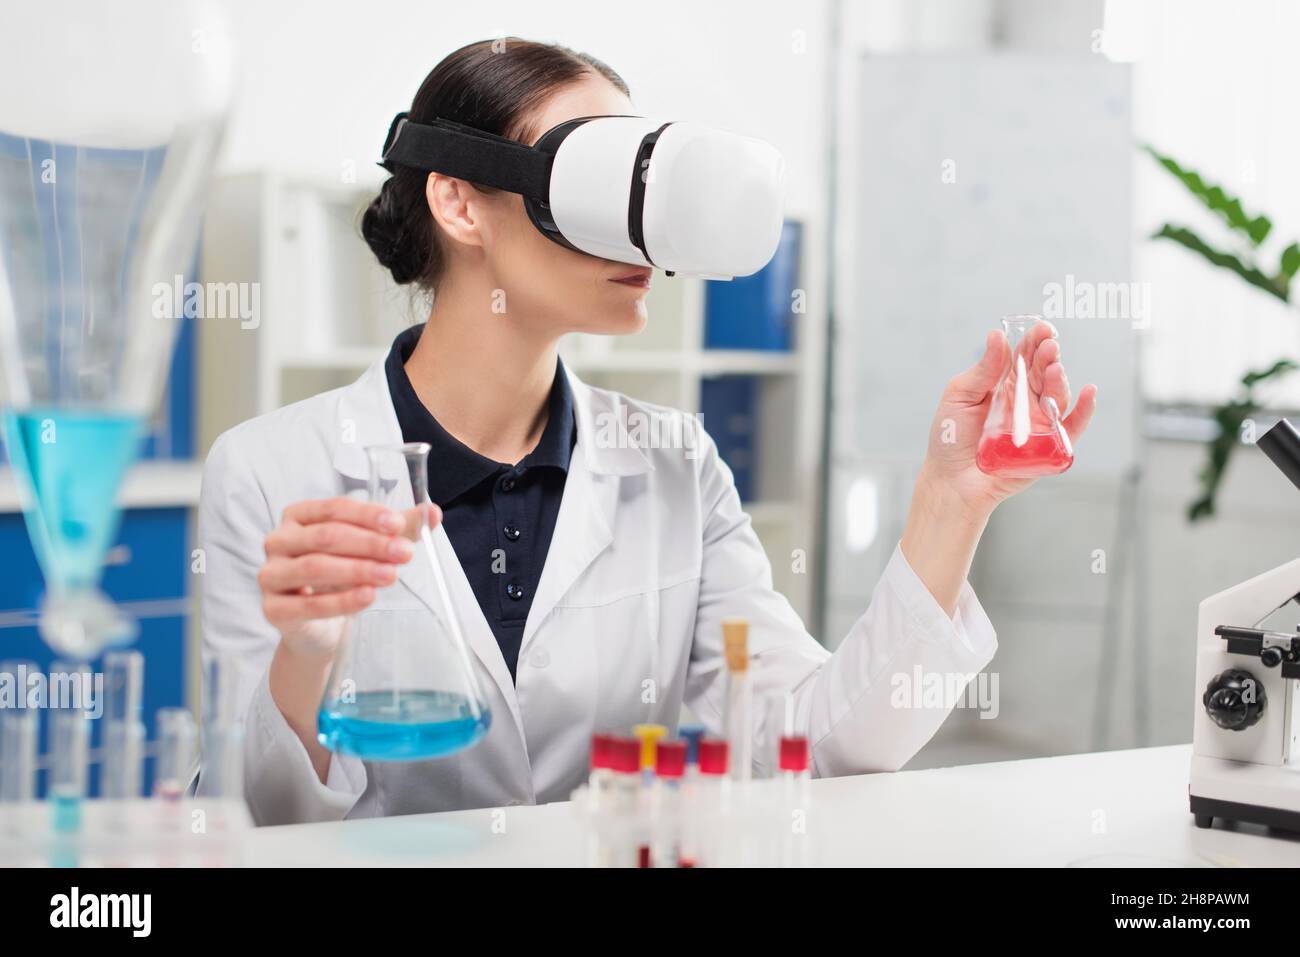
<box><xmin>198</xmin><ymin>38</ymin><xmax>1097</xmax><ymax>824</ymax></box>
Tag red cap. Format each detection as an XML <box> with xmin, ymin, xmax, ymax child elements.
<box><xmin>655</xmin><ymin>740</ymin><xmax>688</xmax><ymax>778</ymax></box>
<box><xmin>779</xmin><ymin>735</ymin><xmax>809</xmax><ymax>773</ymax></box>
<box><xmin>607</xmin><ymin>736</ymin><xmax>641</xmax><ymax>774</ymax></box>
<box><xmin>589</xmin><ymin>733</ymin><xmax>614</xmax><ymax>771</ymax></box>
<box><xmin>698</xmin><ymin>738</ymin><xmax>729</xmax><ymax>776</ymax></box>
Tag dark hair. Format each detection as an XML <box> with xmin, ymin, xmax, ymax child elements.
<box><xmin>361</xmin><ymin>38</ymin><xmax>630</xmax><ymax>288</ymax></box>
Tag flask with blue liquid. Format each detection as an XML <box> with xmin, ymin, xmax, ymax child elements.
<box><xmin>317</xmin><ymin>443</ymin><xmax>491</xmax><ymax>762</ymax></box>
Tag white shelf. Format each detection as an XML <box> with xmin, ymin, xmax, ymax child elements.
<box><xmin>562</xmin><ymin>348</ymin><xmax>798</xmax><ymax>377</ymax></box>
<box><xmin>745</xmin><ymin>500</ymin><xmax>799</xmax><ymax>525</ymax></box>
<box><xmin>281</xmin><ymin>346</ymin><xmax>387</xmax><ymax>371</ymax></box>
<box><xmin>0</xmin><ymin>461</ymin><xmax>204</xmax><ymax>514</ymax></box>
<box><xmin>287</xmin><ymin>345</ymin><xmax>803</xmax><ymax>379</ymax></box>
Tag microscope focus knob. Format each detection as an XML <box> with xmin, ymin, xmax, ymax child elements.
<box><xmin>1203</xmin><ymin>669</ymin><xmax>1267</xmax><ymax>732</ymax></box>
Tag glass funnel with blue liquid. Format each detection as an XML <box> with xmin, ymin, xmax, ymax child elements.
<box><xmin>0</xmin><ymin>0</ymin><xmax>233</xmax><ymax>658</ymax></box>
<box><xmin>318</xmin><ymin>443</ymin><xmax>491</xmax><ymax>762</ymax></box>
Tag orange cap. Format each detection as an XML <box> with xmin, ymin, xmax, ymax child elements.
<box><xmin>722</xmin><ymin>619</ymin><xmax>749</xmax><ymax>673</ymax></box>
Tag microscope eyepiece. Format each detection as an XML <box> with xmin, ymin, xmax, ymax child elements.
<box><xmin>1257</xmin><ymin>417</ymin><xmax>1300</xmax><ymax>493</ymax></box>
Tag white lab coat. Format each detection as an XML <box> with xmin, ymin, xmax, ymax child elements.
<box><xmin>197</xmin><ymin>357</ymin><xmax>997</xmax><ymax>825</ymax></box>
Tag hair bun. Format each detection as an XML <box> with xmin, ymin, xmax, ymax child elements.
<box><xmin>361</xmin><ymin>178</ymin><xmax>426</xmax><ymax>285</ymax></box>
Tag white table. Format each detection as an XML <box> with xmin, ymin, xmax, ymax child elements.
<box><xmin>243</xmin><ymin>745</ymin><xmax>1300</xmax><ymax>867</ymax></box>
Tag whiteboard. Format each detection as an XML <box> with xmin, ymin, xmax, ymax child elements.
<box><xmin>835</xmin><ymin>53</ymin><xmax>1136</xmax><ymax>477</ymax></box>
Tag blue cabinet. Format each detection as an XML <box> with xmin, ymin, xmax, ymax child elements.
<box><xmin>0</xmin><ymin>506</ymin><xmax>190</xmax><ymax>798</ymax></box>
<box><xmin>700</xmin><ymin>376</ymin><xmax>759</xmax><ymax>503</ymax></box>
<box><xmin>703</xmin><ymin>220</ymin><xmax>802</xmax><ymax>351</ymax></box>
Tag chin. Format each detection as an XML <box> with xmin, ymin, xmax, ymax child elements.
<box><xmin>580</xmin><ymin>300</ymin><xmax>648</xmax><ymax>337</ymax></box>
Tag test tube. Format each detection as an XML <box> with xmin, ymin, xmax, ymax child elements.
<box><xmin>760</xmin><ymin>691</ymin><xmax>793</xmax><ymax>779</ymax></box>
<box><xmin>692</xmin><ymin>738</ymin><xmax>731</xmax><ymax>867</ymax></box>
<box><xmin>631</xmin><ymin>723</ymin><xmax>666</xmax><ymax>785</ymax></box>
<box><xmin>778</xmin><ymin>735</ymin><xmax>812</xmax><ymax>867</ymax></box>
<box><xmin>651</xmin><ymin>739</ymin><xmax>687</xmax><ymax>868</ymax></box>
<box><xmin>677</xmin><ymin>725</ymin><xmax>705</xmax><ymax>772</ymax></box>
<box><xmin>606</xmin><ymin>736</ymin><xmax>641</xmax><ymax>868</ymax></box>
<box><xmin>198</xmin><ymin>652</ymin><xmax>244</xmax><ymax>803</ymax></box>
<box><xmin>154</xmin><ymin>707</ymin><xmax>196</xmax><ymax>801</ymax></box>
<box><xmin>48</xmin><ymin>660</ymin><xmax>92</xmax><ymax>833</ymax></box>
<box><xmin>101</xmin><ymin>650</ymin><xmax>145</xmax><ymax>800</ymax></box>
<box><xmin>721</xmin><ymin>620</ymin><xmax>753</xmax><ymax>784</ymax></box>
<box><xmin>0</xmin><ymin>660</ymin><xmax>38</xmax><ymax>807</ymax></box>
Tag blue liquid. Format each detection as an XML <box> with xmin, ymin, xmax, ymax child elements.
<box><xmin>51</xmin><ymin>791</ymin><xmax>82</xmax><ymax>834</ymax></box>
<box><xmin>318</xmin><ymin>690</ymin><xmax>491</xmax><ymax>761</ymax></box>
<box><xmin>2</xmin><ymin>409</ymin><xmax>143</xmax><ymax>593</ymax></box>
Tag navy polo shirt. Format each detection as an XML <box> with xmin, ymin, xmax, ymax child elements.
<box><xmin>384</xmin><ymin>325</ymin><xmax>575</xmax><ymax>683</ymax></box>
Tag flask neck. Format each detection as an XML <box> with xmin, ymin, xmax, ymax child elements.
<box><xmin>365</xmin><ymin>442</ymin><xmax>433</xmax><ymax>507</ymax></box>
<box><xmin>1000</xmin><ymin>314</ymin><xmax>1040</xmax><ymax>348</ymax></box>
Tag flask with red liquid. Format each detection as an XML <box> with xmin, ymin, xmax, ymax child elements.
<box><xmin>975</xmin><ymin>315</ymin><xmax>1074</xmax><ymax>478</ymax></box>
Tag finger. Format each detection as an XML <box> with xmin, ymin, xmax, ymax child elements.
<box><xmin>1042</xmin><ymin>360</ymin><xmax>1072</xmax><ymax>412</ymax></box>
<box><xmin>263</xmin><ymin>586</ymin><xmax>376</xmax><ymax>626</ymax></box>
<box><xmin>259</xmin><ymin>554</ymin><xmax>398</xmax><ymax>594</ymax></box>
<box><xmin>1027</xmin><ymin>337</ymin><xmax>1059</xmax><ymax>395</ymax></box>
<box><xmin>266</xmin><ymin>521</ymin><xmax>415</xmax><ymax>562</ymax></box>
<box><xmin>1061</xmin><ymin>384</ymin><xmax>1098</xmax><ymax>443</ymax></box>
<box><xmin>1024</xmin><ymin>321</ymin><xmax>1055</xmax><ymax>382</ymax></box>
<box><xmin>283</xmin><ymin>498</ymin><xmax>405</xmax><ymax>533</ymax></box>
<box><xmin>399</xmin><ymin>502</ymin><xmax>443</xmax><ymax>539</ymax></box>
<box><xmin>1024</xmin><ymin>318</ymin><xmax>1057</xmax><ymax>355</ymax></box>
<box><xmin>946</xmin><ymin>329</ymin><xmax>1009</xmax><ymax>404</ymax></box>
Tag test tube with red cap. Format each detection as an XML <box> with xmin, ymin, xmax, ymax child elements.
<box><xmin>685</xmin><ymin>737</ymin><xmax>731</xmax><ymax>867</ymax></box>
<box><xmin>588</xmin><ymin>733</ymin><xmax>615</xmax><ymax>804</ymax></box>
<box><xmin>780</xmin><ymin>735</ymin><xmax>810</xmax><ymax>795</ymax></box>
<box><xmin>779</xmin><ymin>734</ymin><xmax>812</xmax><ymax>866</ymax></box>
<box><xmin>606</xmin><ymin>735</ymin><xmax>642</xmax><ymax>867</ymax></box>
<box><xmin>650</xmin><ymin>739</ymin><xmax>687</xmax><ymax>868</ymax></box>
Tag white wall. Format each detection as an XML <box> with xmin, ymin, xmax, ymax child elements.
<box><xmin>215</xmin><ymin>0</ymin><xmax>831</xmax><ymax>218</ymax></box>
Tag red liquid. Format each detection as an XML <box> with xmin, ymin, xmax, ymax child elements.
<box><xmin>975</xmin><ymin>431</ymin><xmax>1073</xmax><ymax>478</ymax></box>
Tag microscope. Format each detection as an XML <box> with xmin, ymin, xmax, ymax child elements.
<box><xmin>1190</xmin><ymin>418</ymin><xmax>1300</xmax><ymax>832</ymax></box>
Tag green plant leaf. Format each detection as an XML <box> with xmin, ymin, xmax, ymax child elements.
<box><xmin>1151</xmin><ymin>224</ymin><xmax>1289</xmax><ymax>302</ymax></box>
<box><xmin>1190</xmin><ymin>362</ymin><xmax>1299</xmax><ymax>522</ymax></box>
<box><xmin>1189</xmin><ymin>397</ymin><xmax>1258</xmax><ymax>522</ymax></box>
<box><xmin>1241</xmin><ymin>358</ymin><xmax>1299</xmax><ymax>387</ymax></box>
<box><xmin>1280</xmin><ymin>242</ymin><xmax>1300</xmax><ymax>279</ymax></box>
<box><xmin>1143</xmin><ymin>145</ymin><xmax>1272</xmax><ymax>246</ymax></box>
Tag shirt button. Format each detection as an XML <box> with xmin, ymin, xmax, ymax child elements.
<box><xmin>503</xmin><ymin>523</ymin><xmax>521</xmax><ymax>542</ymax></box>
<box><xmin>500</xmin><ymin>476</ymin><xmax>516</xmax><ymax>493</ymax></box>
<box><xmin>529</xmin><ymin>649</ymin><xmax>551</xmax><ymax>669</ymax></box>
<box><xmin>506</xmin><ymin>581</ymin><xmax>525</xmax><ymax>601</ymax></box>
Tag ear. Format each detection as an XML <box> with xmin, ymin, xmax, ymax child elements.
<box><xmin>425</xmin><ymin>173</ymin><xmax>486</xmax><ymax>250</ymax></box>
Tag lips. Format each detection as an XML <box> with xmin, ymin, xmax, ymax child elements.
<box><xmin>609</xmin><ymin>268</ymin><xmax>652</xmax><ymax>289</ymax></box>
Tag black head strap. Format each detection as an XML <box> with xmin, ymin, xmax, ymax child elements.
<box><xmin>380</xmin><ymin>112</ymin><xmax>551</xmax><ymax>202</ymax></box>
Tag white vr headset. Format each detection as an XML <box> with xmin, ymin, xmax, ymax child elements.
<box><xmin>381</xmin><ymin>112</ymin><xmax>786</xmax><ymax>279</ymax></box>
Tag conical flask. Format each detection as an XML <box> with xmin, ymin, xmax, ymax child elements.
<box><xmin>0</xmin><ymin>0</ymin><xmax>233</xmax><ymax>658</ymax></box>
<box><xmin>975</xmin><ymin>315</ymin><xmax>1074</xmax><ymax>478</ymax></box>
<box><xmin>317</xmin><ymin>443</ymin><xmax>491</xmax><ymax>762</ymax></box>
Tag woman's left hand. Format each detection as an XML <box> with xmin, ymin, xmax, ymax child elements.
<box><xmin>921</xmin><ymin>320</ymin><xmax>1098</xmax><ymax>521</ymax></box>
<box><xmin>901</xmin><ymin>321</ymin><xmax>1097</xmax><ymax>617</ymax></box>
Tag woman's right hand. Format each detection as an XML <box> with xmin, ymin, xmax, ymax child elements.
<box><xmin>258</xmin><ymin>497</ymin><xmax>423</xmax><ymax>655</ymax></box>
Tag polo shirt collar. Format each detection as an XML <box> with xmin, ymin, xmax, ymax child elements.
<box><xmin>383</xmin><ymin>325</ymin><xmax>575</xmax><ymax>506</ymax></box>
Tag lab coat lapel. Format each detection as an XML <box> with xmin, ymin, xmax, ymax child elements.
<box><xmin>520</xmin><ymin>373</ymin><xmax>654</xmax><ymax>652</ymax></box>
<box><xmin>520</xmin><ymin>452</ymin><xmax>615</xmax><ymax>651</ymax></box>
